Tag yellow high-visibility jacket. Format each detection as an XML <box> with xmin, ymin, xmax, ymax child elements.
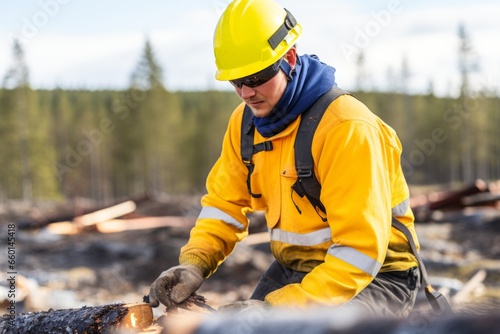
<box><xmin>179</xmin><ymin>94</ymin><xmax>418</xmax><ymax>307</ymax></box>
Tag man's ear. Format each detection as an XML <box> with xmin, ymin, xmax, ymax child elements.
<box><xmin>285</xmin><ymin>47</ymin><xmax>297</xmax><ymax>69</ymax></box>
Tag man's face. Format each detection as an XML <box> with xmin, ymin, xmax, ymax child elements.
<box><xmin>233</xmin><ymin>70</ymin><xmax>288</xmax><ymax>118</ymax></box>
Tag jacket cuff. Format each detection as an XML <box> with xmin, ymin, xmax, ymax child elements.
<box><xmin>179</xmin><ymin>253</ymin><xmax>211</xmax><ymax>278</ymax></box>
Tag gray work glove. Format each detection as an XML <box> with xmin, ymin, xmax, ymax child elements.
<box><xmin>148</xmin><ymin>264</ymin><xmax>204</xmax><ymax>309</ymax></box>
<box><xmin>218</xmin><ymin>299</ymin><xmax>270</xmax><ymax>314</ymax></box>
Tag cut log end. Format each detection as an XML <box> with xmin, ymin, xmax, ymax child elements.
<box><xmin>121</xmin><ymin>303</ymin><xmax>154</xmax><ymax>331</ymax></box>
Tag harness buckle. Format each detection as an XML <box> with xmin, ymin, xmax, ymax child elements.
<box><xmin>297</xmin><ymin>168</ymin><xmax>313</xmax><ymax>178</ymax></box>
<box><xmin>263</xmin><ymin>141</ymin><xmax>273</xmax><ymax>151</ymax></box>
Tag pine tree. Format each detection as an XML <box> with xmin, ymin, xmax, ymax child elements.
<box><xmin>457</xmin><ymin>22</ymin><xmax>479</xmax><ymax>183</ymax></box>
<box><xmin>112</xmin><ymin>39</ymin><xmax>184</xmax><ymax>197</ymax></box>
<box><xmin>0</xmin><ymin>40</ymin><xmax>61</xmax><ymax>201</ymax></box>
<box><xmin>2</xmin><ymin>40</ymin><xmax>31</xmax><ymax>200</ymax></box>
<box><xmin>130</xmin><ymin>40</ymin><xmax>164</xmax><ymax>90</ymax></box>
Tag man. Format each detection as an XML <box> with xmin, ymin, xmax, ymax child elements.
<box><xmin>149</xmin><ymin>0</ymin><xmax>419</xmax><ymax>317</ymax></box>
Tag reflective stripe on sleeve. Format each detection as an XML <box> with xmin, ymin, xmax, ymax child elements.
<box><xmin>198</xmin><ymin>206</ymin><xmax>246</xmax><ymax>231</ymax></box>
<box><xmin>392</xmin><ymin>198</ymin><xmax>409</xmax><ymax>217</ymax></box>
<box><xmin>269</xmin><ymin>227</ymin><xmax>331</xmax><ymax>247</ymax></box>
<box><xmin>327</xmin><ymin>245</ymin><xmax>382</xmax><ymax>277</ymax></box>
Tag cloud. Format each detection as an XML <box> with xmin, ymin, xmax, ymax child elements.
<box><xmin>22</xmin><ymin>32</ymin><xmax>143</xmax><ymax>88</ymax></box>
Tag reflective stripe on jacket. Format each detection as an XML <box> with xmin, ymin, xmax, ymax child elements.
<box><xmin>179</xmin><ymin>94</ymin><xmax>418</xmax><ymax>307</ymax></box>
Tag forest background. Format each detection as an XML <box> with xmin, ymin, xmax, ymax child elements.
<box><xmin>1</xmin><ymin>24</ymin><xmax>499</xmax><ymax>205</ymax></box>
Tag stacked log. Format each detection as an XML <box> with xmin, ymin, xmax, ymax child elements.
<box><xmin>411</xmin><ymin>179</ymin><xmax>500</xmax><ymax>222</ymax></box>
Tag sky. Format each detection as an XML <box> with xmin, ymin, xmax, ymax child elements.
<box><xmin>1</xmin><ymin>0</ymin><xmax>499</xmax><ymax>96</ymax></box>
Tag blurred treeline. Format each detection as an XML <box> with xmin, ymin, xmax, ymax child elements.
<box><xmin>1</xmin><ymin>34</ymin><xmax>499</xmax><ymax>203</ymax></box>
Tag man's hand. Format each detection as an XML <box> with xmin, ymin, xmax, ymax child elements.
<box><xmin>148</xmin><ymin>264</ymin><xmax>204</xmax><ymax>309</ymax></box>
<box><xmin>218</xmin><ymin>299</ymin><xmax>269</xmax><ymax>314</ymax></box>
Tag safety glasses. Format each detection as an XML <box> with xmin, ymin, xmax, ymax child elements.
<box><xmin>230</xmin><ymin>59</ymin><xmax>283</xmax><ymax>88</ymax></box>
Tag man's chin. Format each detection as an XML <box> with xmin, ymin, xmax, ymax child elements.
<box><xmin>248</xmin><ymin>105</ymin><xmax>272</xmax><ymax>118</ymax></box>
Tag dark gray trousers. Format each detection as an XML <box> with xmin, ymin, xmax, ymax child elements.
<box><xmin>250</xmin><ymin>261</ymin><xmax>419</xmax><ymax>318</ymax></box>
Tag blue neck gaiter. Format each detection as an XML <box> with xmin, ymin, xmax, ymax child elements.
<box><xmin>253</xmin><ymin>54</ymin><xmax>336</xmax><ymax>138</ymax></box>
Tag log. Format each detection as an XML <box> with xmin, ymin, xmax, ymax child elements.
<box><xmin>412</xmin><ymin>180</ymin><xmax>490</xmax><ymax>222</ymax></box>
<box><xmin>18</xmin><ymin>195</ymin><xmax>151</xmax><ymax>230</ymax></box>
<box><xmin>44</xmin><ymin>201</ymin><xmax>138</xmax><ymax>235</ymax></box>
<box><xmin>452</xmin><ymin>270</ymin><xmax>487</xmax><ymax>304</ymax></box>
<box><xmin>74</xmin><ymin>201</ymin><xmax>137</xmax><ymax>227</ymax></box>
<box><xmin>95</xmin><ymin>216</ymin><xmax>195</xmax><ymax>233</ymax></box>
<box><xmin>461</xmin><ymin>192</ymin><xmax>500</xmax><ymax>207</ymax></box>
<box><xmin>427</xmin><ymin>179</ymin><xmax>488</xmax><ymax>211</ymax></box>
<box><xmin>45</xmin><ymin>221</ymin><xmax>82</xmax><ymax>235</ymax></box>
<box><xmin>0</xmin><ymin>303</ymin><xmax>153</xmax><ymax>334</ymax></box>
<box><xmin>46</xmin><ymin>216</ymin><xmax>195</xmax><ymax>235</ymax></box>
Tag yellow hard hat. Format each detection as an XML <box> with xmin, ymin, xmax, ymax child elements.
<box><xmin>213</xmin><ymin>0</ymin><xmax>302</xmax><ymax>81</ymax></box>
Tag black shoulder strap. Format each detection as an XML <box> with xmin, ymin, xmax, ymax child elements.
<box><xmin>392</xmin><ymin>217</ymin><xmax>454</xmax><ymax>315</ymax></box>
<box><xmin>241</xmin><ymin>106</ymin><xmax>273</xmax><ymax>198</ymax></box>
<box><xmin>291</xmin><ymin>86</ymin><xmax>350</xmax><ymax>220</ymax></box>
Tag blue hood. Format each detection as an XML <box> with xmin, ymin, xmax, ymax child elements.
<box><xmin>253</xmin><ymin>54</ymin><xmax>337</xmax><ymax>137</ymax></box>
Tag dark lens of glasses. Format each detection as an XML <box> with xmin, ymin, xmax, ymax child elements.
<box><xmin>230</xmin><ymin>59</ymin><xmax>282</xmax><ymax>88</ymax></box>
